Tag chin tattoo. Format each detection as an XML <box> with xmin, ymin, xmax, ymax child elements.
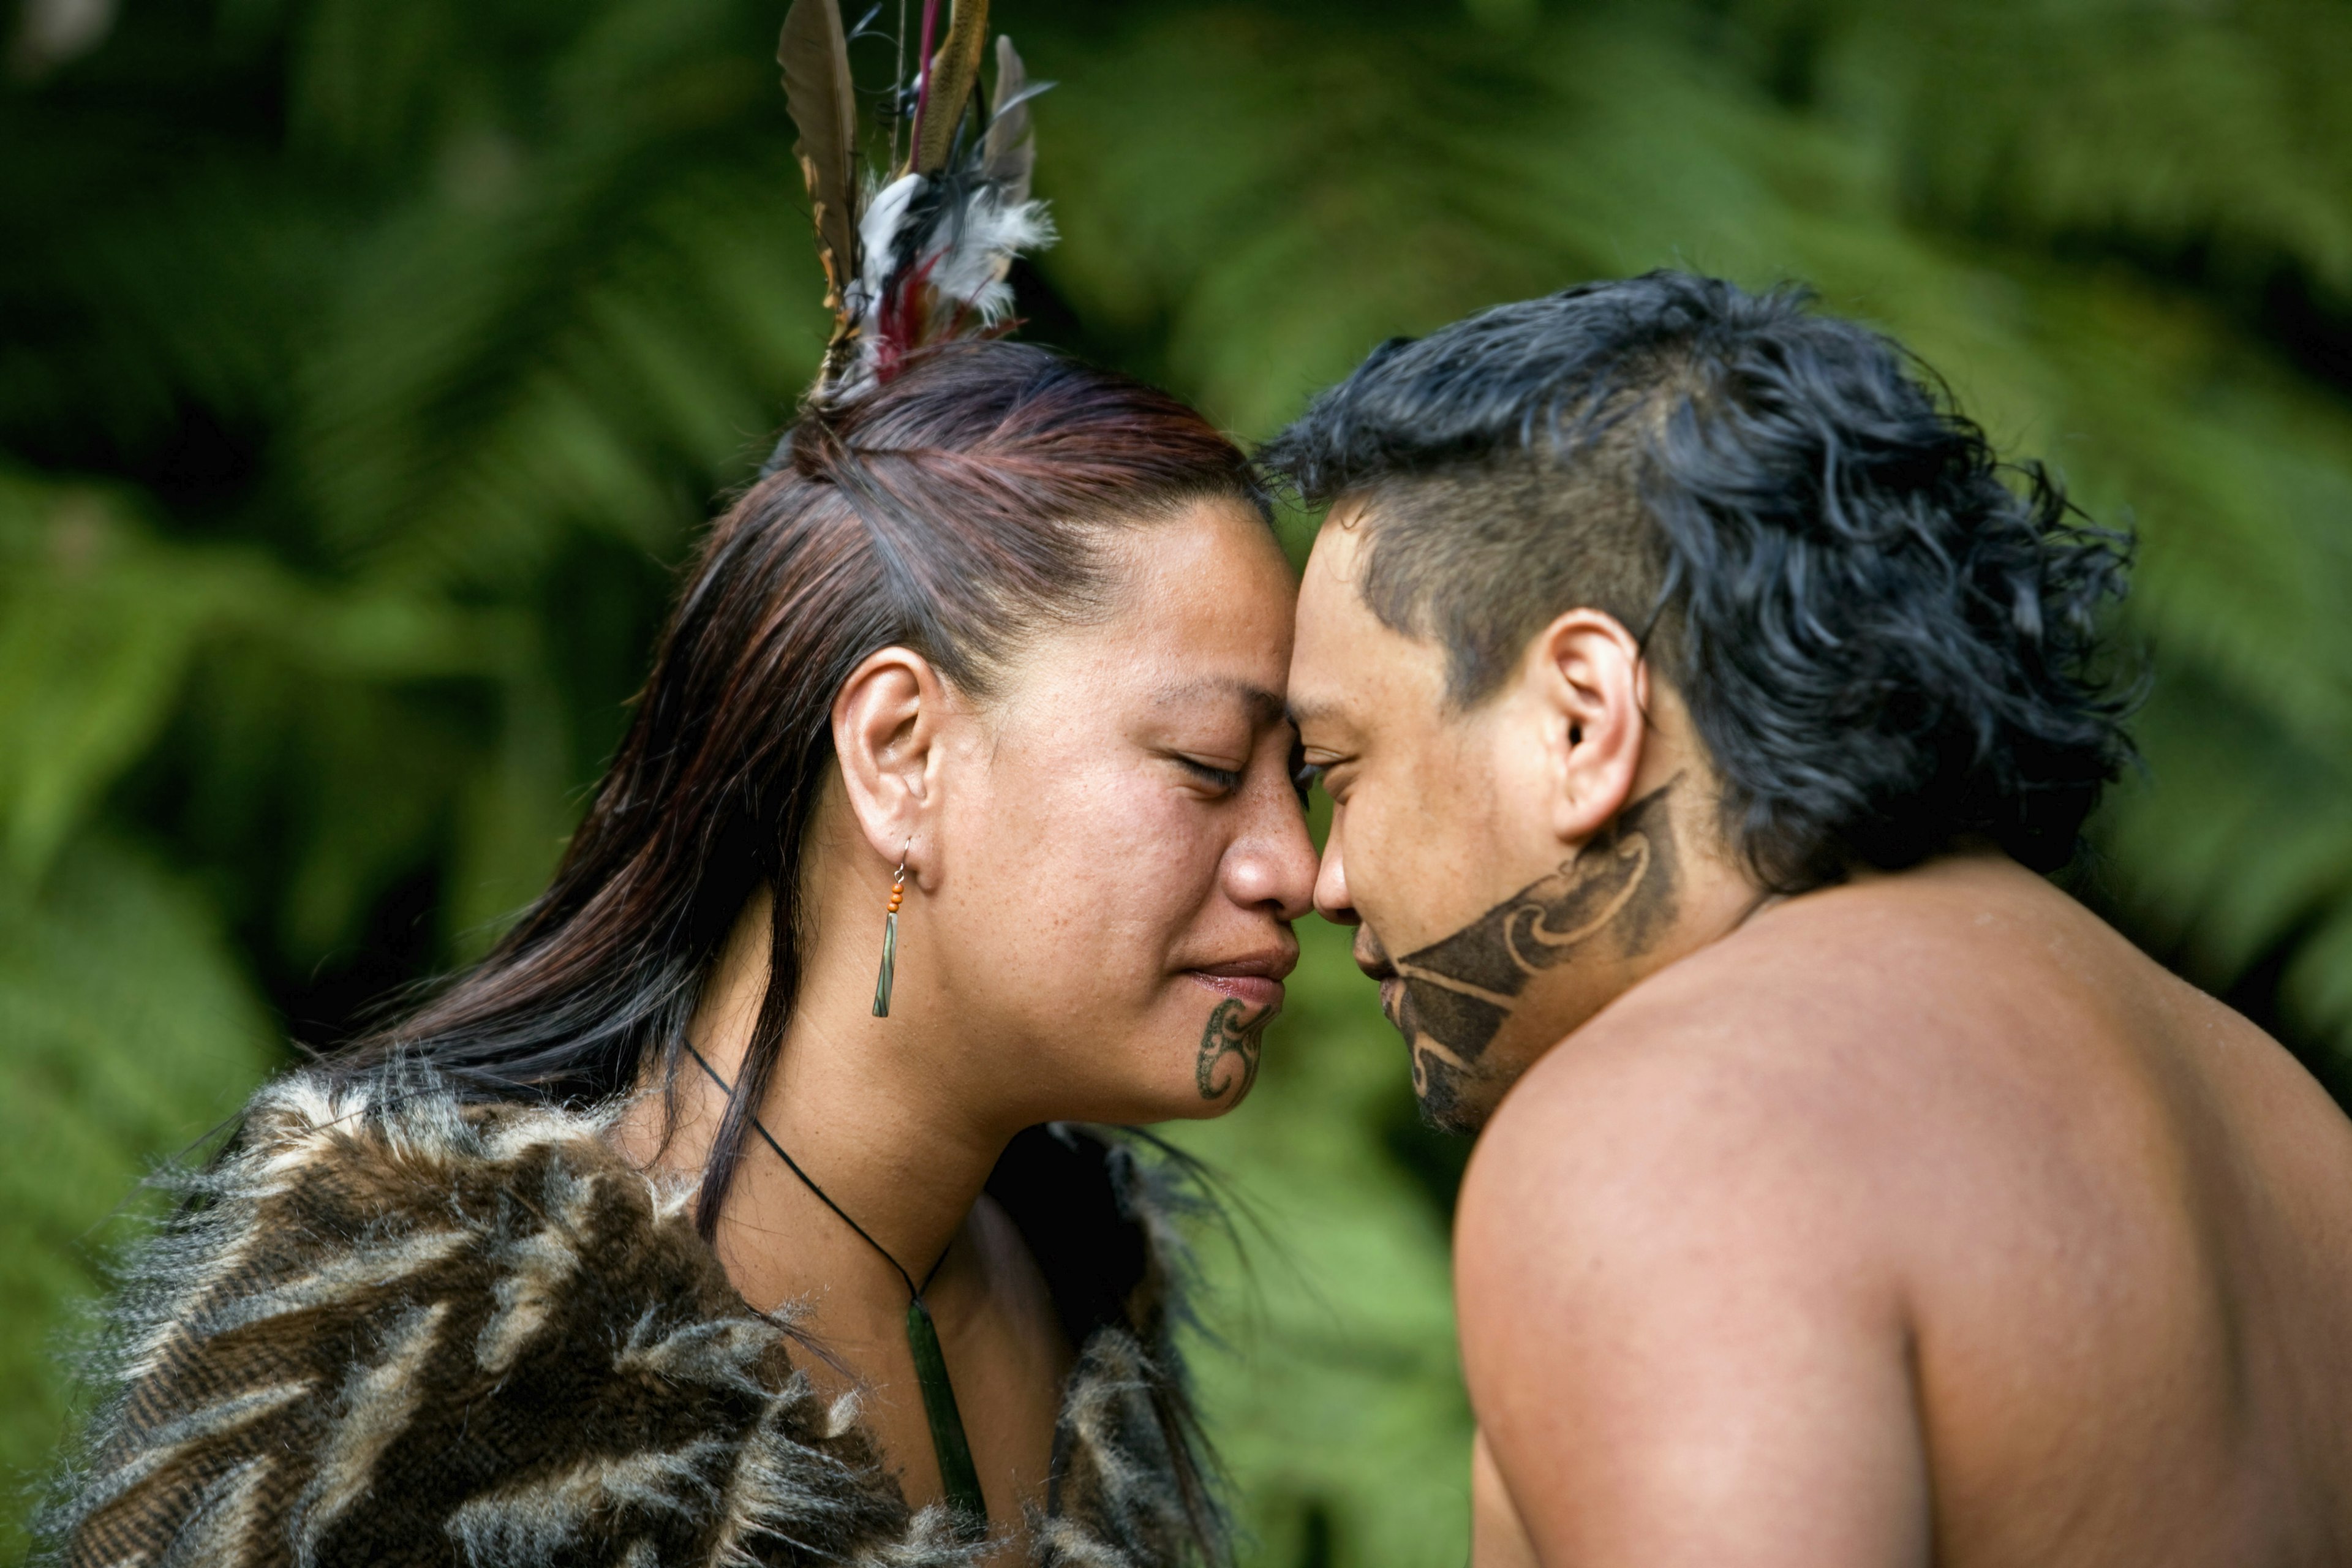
<box><xmin>1196</xmin><ymin>996</ymin><xmax>1275</xmax><ymax>1102</ymax></box>
<box><xmin>1392</xmin><ymin>781</ymin><xmax>1683</xmax><ymax>1132</ymax></box>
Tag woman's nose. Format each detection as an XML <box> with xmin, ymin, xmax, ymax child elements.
<box><xmin>1229</xmin><ymin>780</ymin><xmax>1319</xmax><ymax>921</ymax></box>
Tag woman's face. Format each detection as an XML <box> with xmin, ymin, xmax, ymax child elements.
<box><xmin>925</xmin><ymin>497</ymin><xmax>1317</xmax><ymax>1126</ymax></box>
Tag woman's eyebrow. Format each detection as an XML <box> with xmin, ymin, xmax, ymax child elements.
<box><xmin>1153</xmin><ymin>675</ymin><xmax>1287</xmax><ymax>728</ymax></box>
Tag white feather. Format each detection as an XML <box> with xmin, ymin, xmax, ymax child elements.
<box><xmin>925</xmin><ymin>192</ymin><xmax>1056</xmax><ymax>326</ymax></box>
<box><xmin>826</xmin><ymin>170</ymin><xmax>929</xmax><ymax>398</ymax></box>
<box><xmin>848</xmin><ymin>172</ymin><xmax>926</xmax><ymax>328</ymax></box>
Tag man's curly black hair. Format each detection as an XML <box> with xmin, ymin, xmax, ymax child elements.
<box><xmin>1260</xmin><ymin>270</ymin><xmax>2136</xmax><ymax>893</ymax></box>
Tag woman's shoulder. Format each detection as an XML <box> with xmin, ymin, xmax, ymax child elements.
<box><xmin>37</xmin><ymin>1065</ymin><xmax>967</xmax><ymax>1568</ymax></box>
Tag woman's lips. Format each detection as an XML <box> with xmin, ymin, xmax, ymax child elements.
<box><xmin>1186</xmin><ymin>949</ymin><xmax>1295</xmax><ymax>1013</ymax></box>
<box><xmin>1189</xmin><ymin>971</ymin><xmax>1285</xmax><ymax>1011</ymax></box>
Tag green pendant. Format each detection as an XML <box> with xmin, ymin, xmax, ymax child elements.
<box><xmin>905</xmin><ymin>1295</ymin><xmax>987</xmax><ymax>1536</ymax></box>
<box><xmin>872</xmin><ymin>909</ymin><xmax>898</xmax><ymax>1017</ymax></box>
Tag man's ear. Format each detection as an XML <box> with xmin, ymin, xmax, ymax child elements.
<box><xmin>1530</xmin><ymin>608</ymin><xmax>1649</xmax><ymax>846</ymax></box>
<box><xmin>831</xmin><ymin>647</ymin><xmax>951</xmax><ymax>880</ymax></box>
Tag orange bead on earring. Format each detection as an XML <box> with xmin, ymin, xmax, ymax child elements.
<box><xmin>873</xmin><ymin>850</ymin><xmax>908</xmax><ymax>1017</ymax></box>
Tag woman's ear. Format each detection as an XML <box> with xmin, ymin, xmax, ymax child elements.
<box><xmin>831</xmin><ymin>647</ymin><xmax>951</xmax><ymax>878</ymax></box>
<box><xmin>1530</xmin><ymin>608</ymin><xmax>1650</xmax><ymax>847</ymax></box>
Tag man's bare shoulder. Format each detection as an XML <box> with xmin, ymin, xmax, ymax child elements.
<box><xmin>1602</xmin><ymin>853</ymin><xmax>2135</xmax><ymax>1057</ymax></box>
<box><xmin>1479</xmin><ymin>861</ymin><xmax>2057</xmax><ymax>1166</ymax></box>
<box><xmin>1531</xmin><ymin>856</ymin><xmax>2161</xmax><ymax>1130</ymax></box>
<box><xmin>1455</xmin><ymin>854</ymin><xmax>2154</xmax><ymax>1324</ymax></box>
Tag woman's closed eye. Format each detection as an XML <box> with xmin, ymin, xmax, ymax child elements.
<box><xmin>1176</xmin><ymin>755</ymin><xmax>1245</xmax><ymax>794</ymax></box>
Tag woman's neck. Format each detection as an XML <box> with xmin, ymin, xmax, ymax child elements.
<box><xmin>617</xmin><ymin>883</ymin><xmax>1014</xmax><ymax>1321</ymax></box>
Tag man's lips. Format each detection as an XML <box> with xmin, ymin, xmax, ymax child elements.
<box><xmin>1353</xmin><ymin>929</ymin><xmax>1408</xmax><ymax>1031</ymax></box>
<box><xmin>1186</xmin><ymin>952</ymin><xmax>1294</xmax><ymax>1012</ymax></box>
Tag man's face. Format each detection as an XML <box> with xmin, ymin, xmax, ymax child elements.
<box><xmin>1289</xmin><ymin>511</ymin><xmax>1672</xmax><ymax>1133</ymax></box>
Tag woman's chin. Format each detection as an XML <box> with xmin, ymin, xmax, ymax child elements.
<box><xmin>1065</xmin><ymin>1076</ymin><xmax>1256</xmax><ymax>1128</ymax></box>
<box><xmin>1036</xmin><ymin>1044</ymin><xmax>1264</xmax><ymax>1126</ymax></box>
<box><xmin>1186</xmin><ymin>1077</ymin><xmax>1258</xmax><ymax>1120</ymax></box>
<box><xmin>1017</xmin><ymin>995</ymin><xmax>1278</xmax><ymax>1126</ymax></box>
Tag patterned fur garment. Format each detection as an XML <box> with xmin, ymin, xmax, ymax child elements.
<box><xmin>37</xmin><ymin>1071</ymin><xmax>1217</xmax><ymax>1568</ymax></box>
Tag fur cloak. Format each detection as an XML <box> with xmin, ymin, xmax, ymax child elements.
<box><xmin>37</xmin><ymin>1070</ymin><xmax>1218</xmax><ymax>1568</ymax></box>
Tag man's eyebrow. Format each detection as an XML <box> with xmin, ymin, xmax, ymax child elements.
<box><xmin>1285</xmin><ymin>695</ymin><xmax>1340</xmax><ymax>731</ymax></box>
<box><xmin>1156</xmin><ymin>676</ymin><xmax>1287</xmax><ymax>728</ymax></box>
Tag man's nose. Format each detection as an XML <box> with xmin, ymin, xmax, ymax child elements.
<box><xmin>1314</xmin><ymin>824</ymin><xmax>1360</xmax><ymax>927</ymax></box>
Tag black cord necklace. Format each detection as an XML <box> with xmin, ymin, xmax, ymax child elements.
<box><xmin>685</xmin><ymin>1045</ymin><xmax>989</xmax><ymax>1536</ymax></box>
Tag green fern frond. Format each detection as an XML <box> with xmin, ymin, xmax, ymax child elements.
<box><xmin>0</xmin><ymin>837</ymin><xmax>277</xmax><ymax>1559</ymax></box>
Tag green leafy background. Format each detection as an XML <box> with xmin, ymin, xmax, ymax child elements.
<box><xmin>5</xmin><ymin>0</ymin><xmax>2350</xmax><ymax>1560</ymax></box>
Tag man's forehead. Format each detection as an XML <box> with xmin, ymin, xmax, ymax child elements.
<box><xmin>1284</xmin><ymin>589</ymin><xmax>1367</xmax><ymax>737</ymax></box>
<box><xmin>1295</xmin><ymin>512</ymin><xmax>1376</xmax><ymax>628</ymax></box>
<box><xmin>1288</xmin><ymin>519</ymin><xmax>1376</xmax><ymax>734</ymax></box>
<box><xmin>1288</xmin><ymin>522</ymin><xmax>1455</xmax><ymax>738</ymax></box>
<box><xmin>1306</xmin><ymin>500</ymin><xmax>1374</xmax><ymax>573</ymax></box>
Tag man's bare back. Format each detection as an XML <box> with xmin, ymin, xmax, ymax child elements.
<box><xmin>1461</xmin><ymin>854</ymin><xmax>2352</xmax><ymax>1566</ymax></box>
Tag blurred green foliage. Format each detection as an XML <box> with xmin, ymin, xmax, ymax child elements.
<box><xmin>5</xmin><ymin>0</ymin><xmax>2352</xmax><ymax>1560</ymax></box>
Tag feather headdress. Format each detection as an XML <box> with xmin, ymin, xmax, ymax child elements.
<box><xmin>778</xmin><ymin>0</ymin><xmax>1054</xmax><ymax>409</ymax></box>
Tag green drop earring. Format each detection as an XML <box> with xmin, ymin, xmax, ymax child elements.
<box><xmin>872</xmin><ymin>849</ymin><xmax>907</xmax><ymax>1017</ymax></box>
